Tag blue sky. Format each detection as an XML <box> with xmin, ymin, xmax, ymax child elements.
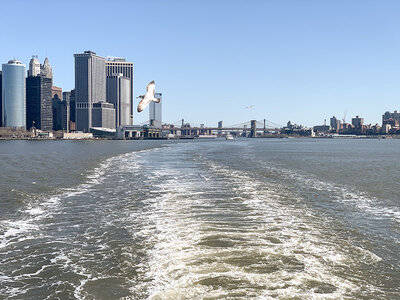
<box><xmin>1</xmin><ymin>0</ymin><xmax>400</xmax><ymax>126</ymax></box>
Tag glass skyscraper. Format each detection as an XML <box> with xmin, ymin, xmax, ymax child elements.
<box><xmin>2</xmin><ymin>60</ymin><xmax>26</xmax><ymax>129</ymax></box>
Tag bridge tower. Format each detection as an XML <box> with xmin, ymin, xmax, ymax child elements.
<box><xmin>250</xmin><ymin>120</ymin><xmax>257</xmax><ymax>138</ymax></box>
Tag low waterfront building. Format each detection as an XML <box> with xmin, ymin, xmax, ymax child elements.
<box><xmin>92</xmin><ymin>102</ymin><xmax>115</xmax><ymax>129</ymax></box>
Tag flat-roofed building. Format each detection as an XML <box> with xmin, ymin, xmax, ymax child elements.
<box><xmin>26</xmin><ymin>76</ymin><xmax>53</xmax><ymax>131</ymax></box>
<box><xmin>106</xmin><ymin>73</ymin><xmax>130</xmax><ymax>127</ymax></box>
<box><xmin>106</xmin><ymin>57</ymin><xmax>134</xmax><ymax>124</ymax></box>
<box><xmin>74</xmin><ymin>51</ymin><xmax>107</xmax><ymax>131</ymax></box>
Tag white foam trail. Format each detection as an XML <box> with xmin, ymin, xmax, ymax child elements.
<box><xmin>127</xmin><ymin>147</ymin><xmax>383</xmax><ymax>299</ymax></box>
<box><xmin>259</xmin><ymin>161</ymin><xmax>400</xmax><ymax>223</ymax></box>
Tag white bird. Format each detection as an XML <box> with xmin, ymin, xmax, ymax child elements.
<box><xmin>137</xmin><ymin>81</ymin><xmax>161</xmax><ymax>112</ymax></box>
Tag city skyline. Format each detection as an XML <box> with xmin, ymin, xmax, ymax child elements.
<box><xmin>1</xmin><ymin>0</ymin><xmax>400</xmax><ymax>126</ymax></box>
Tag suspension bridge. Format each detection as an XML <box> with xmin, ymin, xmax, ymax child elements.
<box><xmin>123</xmin><ymin>119</ymin><xmax>283</xmax><ymax>139</ymax></box>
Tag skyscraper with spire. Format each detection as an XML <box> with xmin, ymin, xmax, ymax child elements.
<box><xmin>40</xmin><ymin>57</ymin><xmax>53</xmax><ymax>82</ymax></box>
<box><xmin>28</xmin><ymin>56</ymin><xmax>40</xmax><ymax>77</ymax></box>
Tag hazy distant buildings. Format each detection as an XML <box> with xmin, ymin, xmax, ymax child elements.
<box><xmin>149</xmin><ymin>93</ymin><xmax>162</xmax><ymax>127</ymax></box>
<box><xmin>26</xmin><ymin>76</ymin><xmax>53</xmax><ymax>130</ymax></box>
<box><xmin>74</xmin><ymin>51</ymin><xmax>113</xmax><ymax>131</ymax></box>
<box><xmin>382</xmin><ymin>111</ymin><xmax>400</xmax><ymax>127</ymax></box>
<box><xmin>1</xmin><ymin>60</ymin><xmax>26</xmax><ymax>129</ymax></box>
<box><xmin>106</xmin><ymin>57</ymin><xmax>134</xmax><ymax>125</ymax></box>
<box><xmin>330</xmin><ymin>116</ymin><xmax>341</xmax><ymax>132</ymax></box>
<box><xmin>351</xmin><ymin>115</ymin><xmax>364</xmax><ymax>129</ymax></box>
<box><xmin>106</xmin><ymin>73</ymin><xmax>130</xmax><ymax>127</ymax></box>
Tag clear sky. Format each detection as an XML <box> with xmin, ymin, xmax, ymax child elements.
<box><xmin>1</xmin><ymin>0</ymin><xmax>400</xmax><ymax>126</ymax></box>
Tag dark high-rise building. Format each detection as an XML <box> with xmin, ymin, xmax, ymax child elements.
<box><xmin>106</xmin><ymin>74</ymin><xmax>130</xmax><ymax>127</ymax></box>
<box><xmin>74</xmin><ymin>51</ymin><xmax>107</xmax><ymax>131</ymax></box>
<box><xmin>106</xmin><ymin>57</ymin><xmax>134</xmax><ymax>124</ymax></box>
<box><xmin>51</xmin><ymin>86</ymin><xmax>63</xmax><ymax>131</ymax></box>
<box><xmin>69</xmin><ymin>89</ymin><xmax>76</xmax><ymax>131</ymax></box>
<box><xmin>62</xmin><ymin>91</ymin><xmax>71</xmax><ymax>131</ymax></box>
<box><xmin>26</xmin><ymin>76</ymin><xmax>53</xmax><ymax>131</ymax></box>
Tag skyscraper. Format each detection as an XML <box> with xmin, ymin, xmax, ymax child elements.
<box><xmin>2</xmin><ymin>60</ymin><xmax>26</xmax><ymax>129</ymax></box>
<box><xmin>149</xmin><ymin>93</ymin><xmax>162</xmax><ymax>127</ymax></box>
<box><xmin>28</xmin><ymin>56</ymin><xmax>41</xmax><ymax>77</ymax></box>
<box><xmin>106</xmin><ymin>73</ymin><xmax>130</xmax><ymax>127</ymax></box>
<box><xmin>106</xmin><ymin>57</ymin><xmax>134</xmax><ymax>124</ymax></box>
<box><xmin>26</xmin><ymin>76</ymin><xmax>52</xmax><ymax>131</ymax></box>
<box><xmin>40</xmin><ymin>57</ymin><xmax>53</xmax><ymax>81</ymax></box>
<box><xmin>74</xmin><ymin>51</ymin><xmax>107</xmax><ymax>131</ymax></box>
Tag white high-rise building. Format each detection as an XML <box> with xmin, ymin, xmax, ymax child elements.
<box><xmin>28</xmin><ymin>55</ymin><xmax>41</xmax><ymax>77</ymax></box>
<box><xmin>40</xmin><ymin>57</ymin><xmax>53</xmax><ymax>81</ymax></box>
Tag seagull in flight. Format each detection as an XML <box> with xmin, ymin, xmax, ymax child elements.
<box><xmin>137</xmin><ymin>81</ymin><xmax>161</xmax><ymax>112</ymax></box>
<box><xmin>245</xmin><ymin>105</ymin><xmax>254</xmax><ymax>109</ymax></box>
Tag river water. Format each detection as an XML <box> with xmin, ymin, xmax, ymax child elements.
<box><xmin>0</xmin><ymin>139</ymin><xmax>399</xmax><ymax>299</ymax></box>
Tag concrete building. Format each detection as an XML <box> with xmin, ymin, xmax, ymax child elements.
<box><xmin>51</xmin><ymin>86</ymin><xmax>62</xmax><ymax>99</ymax></box>
<box><xmin>26</xmin><ymin>76</ymin><xmax>53</xmax><ymax>131</ymax></box>
<box><xmin>330</xmin><ymin>116</ymin><xmax>341</xmax><ymax>132</ymax></box>
<box><xmin>1</xmin><ymin>60</ymin><xmax>26</xmax><ymax>129</ymax></box>
<box><xmin>382</xmin><ymin>111</ymin><xmax>400</xmax><ymax>128</ymax></box>
<box><xmin>106</xmin><ymin>73</ymin><xmax>130</xmax><ymax>127</ymax></box>
<box><xmin>74</xmin><ymin>51</ymin><xmax>107</xmax><ymax>131</ymax></box>
<box><xmin>69</xmin><ymin>89</ymin><xmax>76</xmax><ymax>131</ymax></box>
<box><xmin>92</xmin><ymin>102</ymin><xmax>115</xmax><ymax>129</ymax></box>
<box><xmin>106</xmin><ymin>57</ymin><xmax>134</xmax><ymax>124</ymax></box>
<box><xmin>351</xmin><ymin>115</ymin><xmax>364</xmax><ymax>128</ymax></box>
<box><xmin>51</xmin><ymin>86</ymin><xmax>63</xmax><ymax>130</ymax></box>
<box><xmin>62</xmin><ymin>91</ymin><xmax>71</xmax><ymax>132</ymax></box>
<box><xmin>28</xmin><ymin>55</ymin><xmax>41</xmax><ymax>77</ymax></box>
<box><xmin>40</xmin><ymin>57</ymin><xmax>53</xmax><ymax>81</ymax></box>
<box><xmin>149</xmin><ymin>93</ymin><xmax>162</xmax><ymax>127</ymax></box>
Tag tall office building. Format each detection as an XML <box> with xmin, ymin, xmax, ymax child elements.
<box><xmin>26</xmin><ymin>76</ymin><xmax>53</xmax><ymax>130</ymax></box>
<box><xmin>40</xmin><ymin>57</ymin><xmax>53</xmax><ymax>81</ymax></box>
<box><xmin>69</xmin><ymin>89</ymin><xmax>76</xmax><ymax>131</ymax></box>
<box><xmin>28</xmin><ymin>56</ymin><xmax>41</xmax><ymax>77</ymax></box>
<box><xmin>106</xmin><ymin>73</ymin><xmax>130</xmax><ymax>127</ymax></box>
<box><xmin>61</xmin><ymin>91</ymin><xmax>71</xmax><ymax>131</ymax></box>
<box><xmin>106</xmin><ymin>57</ymin><xmax>134</xmax><ymax>124</ymax></box>
<box><xmin>74</xmin><ymin>51</ymin><xmax>108</xmax><ymax>131</ymax></box>
<box><xmin>2</xmin><ymin>60</ymin><xmax>26</xmax><ymax>129</ymax></box>
<box><xmin>149</xmin><ymin>93</ymin><xmax>162</xmax><ymax>127</ymax></box>
<box><xmin>51</xmin><ymin>86</ymin><xmax>63</xmax><ymax>131</ymax></box>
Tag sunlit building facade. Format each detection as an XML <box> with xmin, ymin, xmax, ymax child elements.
<box><xmin>2</xmin><ymin>60</ymin><xmax>26</xmax><ymax>129</ymax></box>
